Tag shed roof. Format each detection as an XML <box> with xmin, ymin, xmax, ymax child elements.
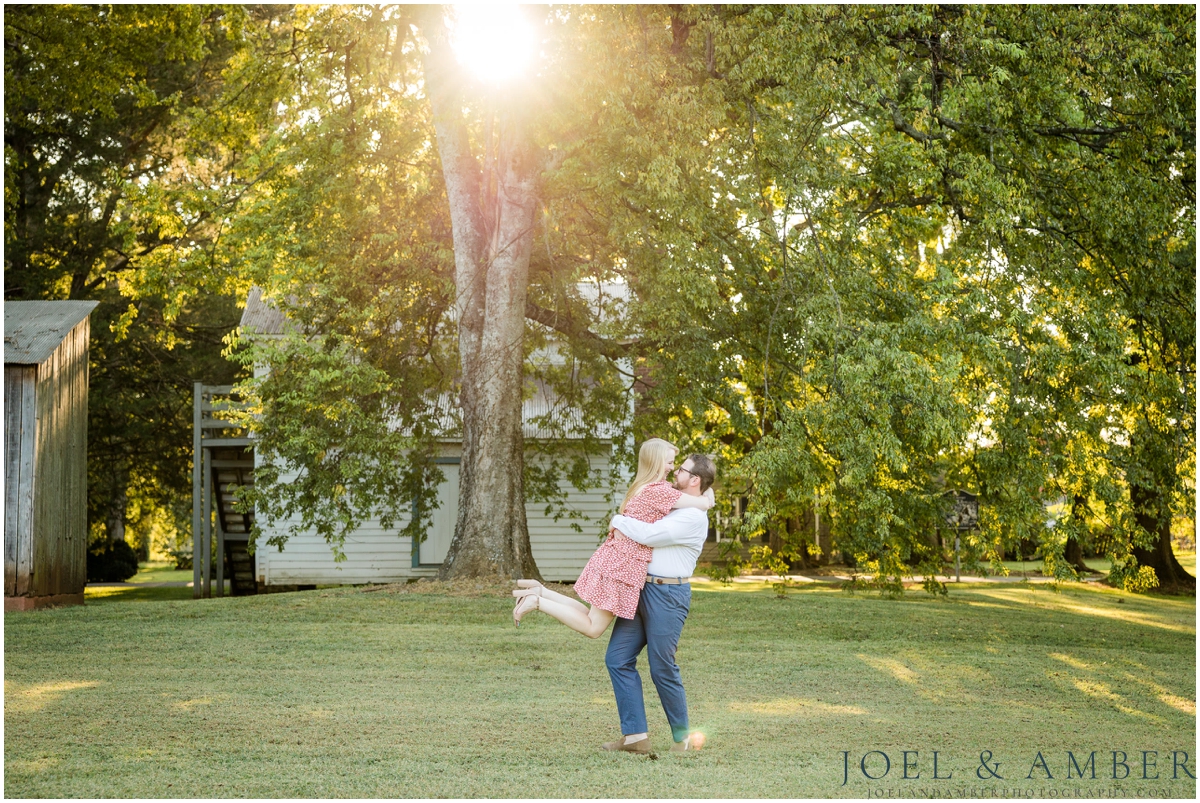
<box><xmin>4</xmin><ymin>301</ymin><xmax>100</xmax><ymax>365</ymax></box>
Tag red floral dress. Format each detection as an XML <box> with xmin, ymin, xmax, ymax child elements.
<box><xmin>574</xmin><ymin>481</ymin><xmax>682</xmax><ymax>619</ymax></box>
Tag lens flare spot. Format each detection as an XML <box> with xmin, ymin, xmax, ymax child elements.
<box><xmin>450</xmin><ymin>4</ymin><xmax>537</xmax><ymax>85</ymax></box>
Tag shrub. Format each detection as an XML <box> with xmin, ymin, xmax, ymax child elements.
<box><xmin>1123</xmin><ymin>565</ymin><xmax>1161</xmax><ymax>593</ymax></box>
<box><xmin>1106</xmin><ymin>555</ymin><xmax>1162</xmax><ymax>593</ymax></box>
<box><xmin>749</xmin><ymin>544</ymin><xmax>797</xmax><ymax>598</ymax></box>
<box><xmin>87</xmin><ymin>540</ymin><xmax>139</xmax><ymax>583</ymax></box>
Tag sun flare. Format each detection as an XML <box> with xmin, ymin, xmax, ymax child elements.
<box><xmin>450</xmin><ymin>4</ymin><xmax>537</xmax><ymax>84</ymax></box>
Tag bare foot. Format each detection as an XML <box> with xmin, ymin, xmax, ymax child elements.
<box><xmin>516</xmin><ymin>579</ymin><xmax>544</xmax><ymax>590</ymax></box>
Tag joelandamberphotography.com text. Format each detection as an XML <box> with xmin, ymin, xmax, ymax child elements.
<box><xmin>860</xmin><ymin>786</ymin><xmax>1188</xmax><ymax>799</ymax></box>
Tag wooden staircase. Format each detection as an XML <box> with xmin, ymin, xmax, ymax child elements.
<box><xmin>210</xmin><ymin>445</ymin><xmax>257</xmax><ymax>596</ymax></box>
<box><xmin>223</xmin><ymin>539</ymin><xmax>256</xmax><ymax>596</ymax></box>
<box><xmin>194</xmin><ymin>382</ymin><xmax>256</xmax><ymax>598</ymax></box>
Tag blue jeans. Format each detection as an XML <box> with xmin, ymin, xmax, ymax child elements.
<box><xmin>605</xmin><ymin>580</ymin><xmax>691</xmax><ymax>742</ymax></box>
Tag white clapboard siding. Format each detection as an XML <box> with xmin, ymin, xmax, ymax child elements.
<box><xmin>525</xmin><ymin>464</ymin><xmax>617</xmax><ymax>579</ymax></box>
<box><xmin>255</xmin><ymin>451</ymin><xmax>618</xmax><ymax>584</ymax></box>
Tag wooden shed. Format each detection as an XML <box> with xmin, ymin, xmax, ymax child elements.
<box><xmin>4</xmin><ymin>300</ymin><xmax>98</xmax><ymax>610</ymax></box>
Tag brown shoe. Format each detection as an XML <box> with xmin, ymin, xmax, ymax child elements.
<box><xmin>601</xmin><ymin>735</ymin><xmax>651</xmax><ymax>754</ymax></box>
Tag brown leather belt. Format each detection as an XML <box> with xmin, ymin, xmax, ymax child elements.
<box><xmin>646</xmin><ymin>575</ymin><xmax>687</xmax><ymax>585</ymax></box>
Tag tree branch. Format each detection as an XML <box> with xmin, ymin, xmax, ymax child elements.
<box><xmin>879</xmin><ymin>95</ymin><xmax>949</xmax><ymax>143</ymax></box>
<box><xmin>524</xmin><ymin>300</ymin><xmax>631</xmax><ymax>361</ymax></box>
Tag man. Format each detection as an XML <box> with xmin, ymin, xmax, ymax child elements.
<box><xmin>600</xmin><ymin>453</ymin><xmax>715</xmax><ymax>754</ymax></box>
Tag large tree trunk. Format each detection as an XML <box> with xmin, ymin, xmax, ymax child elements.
<box><xmin>105</xmin><ymin>468</ymin><xmax>129</xmax><ymax>547</ymax></box>
<box><xmin>1063</xmin><ymin>495</ymin><xmax>1091</xmax><ymax>574</ymax></box>
<box><xmin>1130</xmin><ymin>482</ymin><xmax>1194</xmax><ymax>591</ymax></box>
<box><xmin>1128</xmin><ymin>427</ymin><xmax>1195</xmax><ymax>592</ymax></box>
<box><xmin>422</xmin><ymin>11</ymin><xmax>540</xmax><ymax>580</ymax></box>
<box><xmin>1063</xmin><ymin>535</ymin><xmax>1088</xmax><ymax>574</ymax></box>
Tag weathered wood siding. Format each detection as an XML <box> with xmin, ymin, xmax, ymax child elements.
<box><xmin>3</xmin><ymin>320</ymin><xmax>90</xmax><ymax>598</ymax></box>
<box><xmin>254</xmin><ymin>449</ymin><xmax>619</xmax><ymax>584</ymax></box>
<box><xmin>4</xmin><ymin>366</ymin><xmax>37</xmax><ymax>596</ymax></box>
<box><xmin>32</xmin><ymin>320</ymin><xmax>90</xmax><ymax>596</ymax></box>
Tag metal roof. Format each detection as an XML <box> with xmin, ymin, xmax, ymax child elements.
<box><xmin>4</xmin><ymin>301</ymin><xmax>100</xmax><ymax>365</ymax></box>
<box><xmin>238</xmin><ymin>286</ymin><xmax>291</xmax><ymax>335</ymax></box>
<box><xmin>239</xmin><ymin>287</ymin><xmax>624</xmax><ymax>441</ymax></box>
<box><xmin>242</xmin><ymin>281</ymin><xmax>632</xmax><ymax>337</ymax></box>
<box><xmin>424</xmin><ymin>381</ymin><xmax>619</xmax><ymax>441</ymax></box>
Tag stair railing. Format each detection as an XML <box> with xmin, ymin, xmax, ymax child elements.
<box><xmin>193</xmin><ymin>383</ymin><xmax>253</xmax><ymax>599</ymax></box>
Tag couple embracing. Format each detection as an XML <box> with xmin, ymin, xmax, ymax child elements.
<box><xmin>512</xmin><ymin>439</ymin><xmax>715</xmax><ymax>754</ymax></box>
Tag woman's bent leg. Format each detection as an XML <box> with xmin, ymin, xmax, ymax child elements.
<box><xmin>535</xmin><ymin>598</ymin><xmax>616</xmax><ymax>638</ymax></box>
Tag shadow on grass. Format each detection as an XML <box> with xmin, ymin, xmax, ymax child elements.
<box><xmin>958</xmin><ymin>586</ymin><xmax>1195</xmax><ymax>634</ymax></box>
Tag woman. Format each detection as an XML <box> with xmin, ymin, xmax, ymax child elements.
<box><xmin>512</xmin><ymin>438</ymin><xmax>713</xmax><ymax>636</ymax></box>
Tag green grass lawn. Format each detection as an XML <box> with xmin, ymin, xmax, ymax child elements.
<box><xmin>990</xmin><ymin>558</ymin><xmax>1111</xmax><ymax>577</ymax></box>
<box><xmin>128</xmin><ymin>561</ymin><xmax>194</xmax><ymax>585</ymax></box>
<box><xmin>985</xmin><ymin>553</ymin><xmax>1196</xmax><ymax>579</ymax></box>
<box><xmin>84</xmin><ymin>584</ymin><xmax>195</xmax><ymax>604</ymax></box>
<box><xmin>6</xmin><ymin>580</ymin><xmax>1195</xmax><ymax>798</ymax></box>
<box><xmin>81</xmin><ymin>562</ymin><xmax>201</xmax><ymax>605</ymax></box>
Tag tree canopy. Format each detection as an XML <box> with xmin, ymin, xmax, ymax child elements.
<box><xmin>613</xmin><ymin>5</ymin><xmax>1195</xmax><ymax>590</ymax></box>
<box><xmin>7</xmin><ymin>4</ymin><xmax>1193</xmax><ymax>590</ymax></box>
<box><xmin>4</xmin><ymin>4</ymin><xmax>281</xmax><ymax>552</ymax></box>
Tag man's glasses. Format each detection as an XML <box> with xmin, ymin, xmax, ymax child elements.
<box><xmin>675</xmin><ymin>466</ymin><xmax>693</xmax><ymax>477</ymax></box>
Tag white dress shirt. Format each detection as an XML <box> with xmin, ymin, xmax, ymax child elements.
<box><xmin>610</xmin><ymin>507</ymin><xmax>708</xmax><ymax>579</ymax></box>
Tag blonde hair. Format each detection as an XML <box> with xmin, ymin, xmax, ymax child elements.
<box><xmin>619</xmin><ymin>438</ymin><xmax>679</xmax><ymax>513</ymax></box>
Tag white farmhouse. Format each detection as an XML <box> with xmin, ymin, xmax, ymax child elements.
<box><xmin>230</xmin><ymin>285</ymin><xmax>632</xmax><ymax>588</ymax></box>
